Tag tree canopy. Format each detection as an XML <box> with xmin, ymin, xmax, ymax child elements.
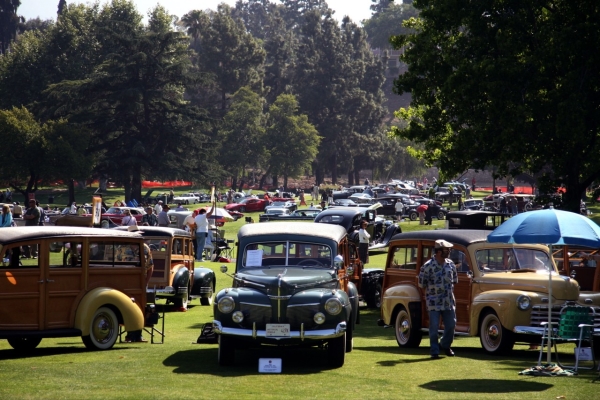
<box><xmin>391</xmin><ymin>0</ymin><xmax>600</xmax><ymax>211</ymax></box>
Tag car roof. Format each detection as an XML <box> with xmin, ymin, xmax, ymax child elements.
<box><xmin>316</xmin><ymin>207</ymin><xmax>369</xmax><ymax>217</ymax></box>
<box><xmin>0</xmin><ymin>226</ymin><xmax>142</xmax><ymax>245</ymax></box>
<box><xmin>238</xmin><ymin>222</ymin><xmax>347</xmax><ymax>241</ymax></box>
<box><xmin>390</xmin><ymin>229</ymin><xmax>491</xmax><ymax>247</ymax></box>
<box><xmin>113</xmin><ymin>226</ymin><xmax>190</xmax><ymax>237</ymax></box>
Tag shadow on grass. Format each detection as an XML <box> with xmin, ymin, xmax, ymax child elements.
<box><xmin>0</xmin><ymin>343</ymin><xmax>143</xmax><ymax>361</ymax></box>
<box><xmin>420</xmin><ymin>378</ymin><xmax>553</xmax><ymax>393</ymax></box>
<box><xmin>163</xmin><ymin>346</ymin><xmax>345</xmax><ymax>376</ymax></box>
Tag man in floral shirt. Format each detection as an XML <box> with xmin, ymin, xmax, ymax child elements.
<box><xmin>418</xmin><ymin>239</ymin><xmax>458</xmax><ymax>359</ymax></box>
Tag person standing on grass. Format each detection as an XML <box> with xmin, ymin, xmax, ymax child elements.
<box><xmin>194</xmin><ymin>200</ymin><xmax>216</xmax><ymax>261</ymax></box>
<box><xmin>418</xmin><ymin>239</ymin><xmax>458</xmax><ymax>359</ymax></box>
<box><xmin>358</xmin><ymin>220</ymin><xmax>370</xmax><ymax>264</ymax></box>
<box><xmin>157</xmin><ymin>204</ymin><xmax>170</xmax><ymax>227</ymax></box>
<box><xmin>395</xmin><ymin>199</ymin><xmax>404</xmax><ymax>222</ymax></box>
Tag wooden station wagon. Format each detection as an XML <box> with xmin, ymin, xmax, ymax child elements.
<box><xmin>377</xmin><ymin>230</ymin><xmax>600</xmax><ymax>355</ymax></box>
<box><xmin>0</xmin><ymin>227</ymin><xmax>151</xmax><ymax>351</ymax></box>
<box><xmin>114</xmin><ymin>226</ymin><xmax>215</xmax><ymax>308</ymax></box>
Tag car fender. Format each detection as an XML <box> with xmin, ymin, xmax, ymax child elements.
<box><xmin>346</xmin><ymin>281</ymin><xmax>359</xmax><ymax>328</ymax></box>
<box><xmin>470</xmin><ymin>290</ymin><xmax>541</xmax><ymax>336</ymax></box>
<box><xmin>191</xmin><ymin>266</ymin><xmax>215</xmax><ymax>296</ymax></box>
<box><xmin>75</xmin><ymin>287</ymin><xmax>143</xmax><ymax>335</ymax></box>
<box><xmin>381</xmin><ymin>283</ymin><xmax>421</xmax><ymax>325</ymax></box>
<box><xmin>172</xmin><ymin>266</ymin><xmax>190</xmax><ymax>292</ymax></box>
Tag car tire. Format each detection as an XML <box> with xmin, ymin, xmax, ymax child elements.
<box><xmin>218</xmin><ymin>335</ymin><xmax>235</xmax><ymax>366</ymax></box>
<box><xmin>240</xmin><ymin>206</ymin><xmax>246</xmax><ymax>212</ymax></box>
<box><xmin>366</xmin><ymin>282</ymin><xmax>382</xmax><ymax>309</ymax></box>
<box><xmin>7</xmin><ymin>337</ymin><xmax>42</xmax><ymax>351</ymax></box>
<box><xmin>479</xmin><ymin>311</ymin><xmax>514</xmax><ymax>355</ymax></box>
<box><xmin>174</xmin><ymin>283</ymin><xmax>190</xmax><ymax>310</ymax></box>
<box><xmin>200</xmin><ymin>294</ymin><xmax>213</xmax><ymax>306</ymax></box>
<box><xmin>328</xmin><ymin>332</ymin><xmax>346</xmax><ymax>368</ymax></box>
<box><xmin>345</xmin><ymin>319</ymin><xmax>353</xmax><ymax>353</ymax></box>
<box><xmin>409</xmin><ymin>211</ymin><xmax>418</xmax><ymax>221</ymax></box>
<box><xmin>81</xmin><ymin>307</ymin><xmax>119</xmax><ymax>350</ymax></box>
<box><xmin>394</xmin><ymin>307</ymin><xmax>422</xmax><ymax>348</ymax></box>
<box><xmin>437</xmin><ymin>211</ymin><xmax>445</xmax><ymax>220</ymax></box>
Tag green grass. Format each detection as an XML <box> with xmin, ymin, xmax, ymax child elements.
<box><xmin>2</xmin><ymin>188</ymin><xmax>600</xmax><ymax>399</ymax></box>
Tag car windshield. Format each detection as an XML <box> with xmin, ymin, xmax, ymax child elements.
<box><xmin>105</xmin><ymin>207</ymin><xmax>123</xmax><ymax>214</ymax></box>
<box><xmin>242</xmin><ymin>241</ymin><xmax>333</xmax><ymax>268</ymax></box>
<box><xmin>475</xmin><ymin>248</ymin><xmax>552</xmax><ymax>272</ymax></box>
<box><xmin>270</xmin><ymin>201</ymin><xmax>286</xmax><ymax>206</ymax></box>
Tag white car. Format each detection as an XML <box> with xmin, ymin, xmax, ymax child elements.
<box><xmin>348</xmin><ymin>193</ymin><xmax>373</xmax><ymax>204</ymax></box>
<box><xmin>172</xmin><ymin>193</ymin><xmax>200</xmax><ymax>204</ymax></box>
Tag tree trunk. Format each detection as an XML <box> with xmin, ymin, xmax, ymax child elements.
<box><xmin>354</xmin><ymin>170</ymin><xmax>360</xmax><ymax>185</ymax></box>
<box><xmin>231</xmin><ymin>175</ymin><xmax>238</xmax><ymax>193</ymax></box>
<box><xmin>131</xmin><ymin>171</ymin><xmax>142</xmax><ymax>203</ymax></box>
<box><xmin>347</xmin><ymin>171</ymin><xmax>353</xmax><ymax>186</ymax></box>
<box><xmin>259</xmin><ymin>166</ymin><xmax>272</xmax><ymax>190</ymax></box>
<box><xmin>68</xmin><ymin>179</ymin><xmax>76</xmax><ymax>205</ymax></box>
<box><xmin>99</xmin><ymin>177</ymin><xmax>108</xmax><ymax>192</ymax></box>
<box><xmin>123</xmin><ymin>179</ymin><xmax>132</xmax><ymax>203</ymax></box>
<box><xmin>283</xmin><ymin>175</ymin><xmax>288</xmax><ymax>190</ymax></box>
<box><xmin>272</xmin><ymin>175</ymin><xmax>278</xmax><ymax>189</ymax></box>
<box><xmin>315</xmin><ymin>167</ymin><xmax>324</xmax><ymax>186</ymax></box>
<box><xmin>330</xmin><ymin>155</ymin><xmax>337</xmax><ymax>185</ymax></box>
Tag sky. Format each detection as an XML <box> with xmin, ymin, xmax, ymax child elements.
<box><xmin>18</xmin><ymin>0</ymin><xmax>376</xmax><ymax>25</ymax></box>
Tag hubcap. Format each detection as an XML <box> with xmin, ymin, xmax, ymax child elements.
<box><xmin>92</xmin><ymin>313</ymin><xmax>114</xmax><ymax>344</ymax></box>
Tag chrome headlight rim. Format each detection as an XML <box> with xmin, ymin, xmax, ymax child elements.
<box><xmin>218</xmin><ymin>296</ymin><xmax>235</xmax><ymax>314</ymax></box>
<box><xmin>232</xmin><ymin>310</ymin><xmax>244</xmax><ymax>323</ymax></box>
<box><xmin>324</xmin><ymin>298</ymin><xmax>343</xmax><ymax>316</ymax></box>
<box><xmin>313</xmin><ymin>312</ymin><xmax>326</xmax><ymax>324</ymax></box>
<box><xmin>516</xmin><ymin>295</ymin><xmax>531</xmax><ymax>311</ymax></box>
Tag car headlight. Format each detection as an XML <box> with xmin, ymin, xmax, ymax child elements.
<box><xmin>313</xmin><ymin>312</ymin><xmax>326</xmax><ymax>324</ymax></box>
<box><xmin>324</xmin><ymin>298</ymin><xmax>343</xmax><ymax>315</ymax></box>
<box><xmin>517</xmin><ymin>295</ymin><xmax>531</xmax><ymax>310</ymax></box>
<box><xmin>232</xmin><ymin>311</ymin><xmax>244</xmax><ymax>323</ymax></box>
<box><xmin>218</xmin><ymin>296</ymin><xmax>235</xmax><ymax>313</ymax></box>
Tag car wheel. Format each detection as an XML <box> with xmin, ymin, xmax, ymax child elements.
<box><xmin>409</xmin><ymin>211</ymin><xmax>418</xmax><ymax>221</ymax></box>
<box><xmin>240</xmin><ymin>206</ymin><xmax>246</xmax><ymax>212</ymax></box>
<box><xmin>366</xmin><ymin>282</ymin><xmax>382</xmax><ymax>309</ymax></box>
<box><xmin>479</xmin><ymin>311</ymin><xmax>514</xmax><ymax>355</ymax></box>
<box><xmin>174</xmin><ymin>283</ymin><xmax>190</xmax><ymax>310</ymax></box>
<box><xmin>394</xmin><ymin>307</ymin><xmax>422</xmax><ymax>348</ymax></box>
<box><xmin>328</xmin><ymin>332</ymin><xmax>346</xmax><ymax>368</ymax></box>
<box><xmin>82</xmin><ymin>307</ymin><xmax>119</xmax><ymax>350</ymax></box>
<box><xmin>218</xmin><ymin>335</ymin><xmax>236</xmax><ymax>366</ymax></box>
<box><xmin>200</xmin><ymin>293</ymin><xmax>213</xmax><ymax>306</ymax></box>
<box><xmin>345</xmin><ymin>318</ymin><xmax>353</xmax><ymax>353</ymax></box>
<box><xmin>7</xmin><ymin>337</ymin><xmax>42</xmax><ymax>351</ymax></box>
<box><xmin>437</xmin><ymin>211</ymin><xmax>445</xmax><ymax>220</ymax></box>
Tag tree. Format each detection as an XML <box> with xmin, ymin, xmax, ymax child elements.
<box><xmin>57</xmin><ymin>0</ymin><xmax>67</xmax><ymax>17</ymax></box>
<box><xmin>390</xmin><ymin>1</ymin><xmax>600</xmax><ymax>211</ymax></box>
<box><xmin>264</xmin><ymin>93</ymin><xmax>320</xmax><ymax>189</ymax></box>
<box><xmin>363</xmin><ymin>2</ymin><xmax>418</xmax><ymax>49</ymax></box>
<box><xmin>43</xmin><ymin>2</ymin><xmax>215</xmax><ymax>201</ymax></box>
<box><xmin>186</xmin><ymin>5</ymin><xmax>265</xmax><ymax>114</ymax></box>
<box><xmin>0</xmin><ymin>0</ymin><xmax>22</xmax><ymax>54</ymax></box>
<box><xmin>217</xmin><ymin>87</ymin><xmax>267</xmax><ymax>191</ymax></box>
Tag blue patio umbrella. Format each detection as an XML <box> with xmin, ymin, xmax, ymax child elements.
<box><xmin>488</xmin><ymin>208</ymin><xmax>600</xmax><ymax>364</ymax></box>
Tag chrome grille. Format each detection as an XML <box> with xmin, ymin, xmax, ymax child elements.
<box><xmin>530</xmin><ymin>305</ymin><xmax>600</xmax><ymax>327</ymax></box>
<box><xmin>287</xmin><ymin>303</ymin><xmax>320</xmax><ymax>330</ymax></box>
<box><xmin>240</xmin><ymin>302</ymin><xmax>271</xmax><ymax>329</ymax></box>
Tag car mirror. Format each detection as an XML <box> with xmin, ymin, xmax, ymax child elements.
<box><xmin>334</xmin><ymin>255</ymin><xmax>344</xmax><ymax>270</ymax></box>
<box><xmin>220</xmin><ymin>265</ymin><xmax>228</xmax><ymax>274</ymax></box>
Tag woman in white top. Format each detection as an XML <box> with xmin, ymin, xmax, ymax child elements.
<box><xmin>358</xmin><ymin>220</ymin><xmax>370</xmax><ymax>264</ymax></box>
<box><xmin>121</xmin><ymin>209</ymin><xmax>137</xmax><ymax>226</ymax></box>
<box><xmin>194</xmin><ymin>200</ymin><xmax>216</xmax><ymax>261</ymax></box>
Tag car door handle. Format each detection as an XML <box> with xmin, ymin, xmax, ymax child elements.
<box><xmin>46</xmin><ymin>279</ymin><xmax>55</xmax><ymax>283</ymax></box>
<box><xmin>38</xmin><ymin>280</ymin><xmax>45</xmax><ymax>283</ymax></box>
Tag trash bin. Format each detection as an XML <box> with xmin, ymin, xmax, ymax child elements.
<box><xmin>48</xmin><ymin>196</ymin><xmax>54</xmax><ymax>204</ymax></box>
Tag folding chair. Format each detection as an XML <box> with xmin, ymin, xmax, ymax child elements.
<box><xmin>143</xmin><ymin>287</ymin><xmax>165</xmax><ymax>344</ymax></box>
<box><xmin>538</xmin><ymin>306</ymin><xmax>596</xmax><ymax>372</ymax></box>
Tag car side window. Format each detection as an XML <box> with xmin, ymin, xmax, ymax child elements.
<box><xmin>390</xmin><ymin>245</ymin><xmax>419</xmax><ymax>270</ymax></box>
<box><xmin>476</xmin><ymin>248</ymin><xmax>513</xmax><ymax>272</ymax></box>
<box><xmin>88</xmin><ymin>241</ymin><xmax>141</xmax><ymax>267</ymax></box>
<box><xmin>1</xmin><ymin>245</ymin><xmax>37</xmax><ymax>268</ymax></box>
<box><xmin>449</xmin><ymin>248</ymin><xmax>470</xmax><ymax>273</ymax></box>
<box><xmin>49</xmin><ymin>241</ymin><xmax>83</xmax><ymax>268</ymax></box>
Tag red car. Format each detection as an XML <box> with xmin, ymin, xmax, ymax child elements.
<box><xmin>224</xmin><ymin>198</ymin><xmax>268</xmax><ymax>213</ymax></box>
<box><xmin>94</xmin><ymin>207</ymin><xmax>145</xmax><ymax>225</ymax></box>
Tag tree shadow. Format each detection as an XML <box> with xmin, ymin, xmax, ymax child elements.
<box><xmin>420</xmin><ymin>379</ymin><xmax>553</xmax><ymax>393</ymax></box>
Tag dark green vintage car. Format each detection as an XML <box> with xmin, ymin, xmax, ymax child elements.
<box><xmin>213</xmin><ymin>223</ymin><xmax>362</xmax><ymax>368</ymax></box>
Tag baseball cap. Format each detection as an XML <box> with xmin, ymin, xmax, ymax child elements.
<box><xmin>434</xmin><ymin>239</ymin><xmax>454</xmax><ymax>249</ymax></box>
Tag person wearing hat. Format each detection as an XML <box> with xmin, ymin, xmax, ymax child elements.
<box><xmin>141</xmin><ymin>207</ymin><xmax>158</xmax><ymax>226</ymax></box>
<box><xmin>12</xmin><ymin>201</ymin><xmax>22</xmax><ymax>218</ymax></box>
<box><xmin>154</xmin><ymin>200</ymin><xmax>163</xmax><ymax>215</ymax></box>
<box><xmin>418</xmin><ymin>239</ymin><xmax>458</xmax><ymax>359</ymax></box>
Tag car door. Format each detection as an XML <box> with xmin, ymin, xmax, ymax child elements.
<box><xmin>0</xmin><ymin>244</ymin><xmax>43</xmax><ymax>330</ymax></box>
<box><xmin>44</xmin><ymin>239</ymin><xmax>85</xmax><ymax>329</ymax></box>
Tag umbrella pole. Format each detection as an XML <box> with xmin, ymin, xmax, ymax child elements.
<box><xmin>547</xmin><ymin>244</ymin><xmax>553</xmax><ymax>364</ymax></box>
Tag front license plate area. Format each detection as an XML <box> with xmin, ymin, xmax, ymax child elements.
<box><xmin>266</xmin><ymin>323</ymin><xmax>290</xmax><ymax>338</ymax></box>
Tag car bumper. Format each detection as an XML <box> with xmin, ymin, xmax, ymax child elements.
<box><xmin>147</xmin><ymin>286</ymin><xmax>188</xmax><ymax>298</ymax></box>
<box><xmin>212</xmin><ymin>320</ymin><xmax>347</xmax><ymax>340</ymax></box>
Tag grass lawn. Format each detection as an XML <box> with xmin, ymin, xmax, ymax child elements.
<box><xmin>2</xmin><ymin>188</ymin><xmax>600</xmax><ymax>398</ymax></box>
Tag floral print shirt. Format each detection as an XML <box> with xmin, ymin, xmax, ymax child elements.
<box><xmin>418</xmin><ymin>256</ymin><xmax>458</xmax><ymax>311</ymax></box>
